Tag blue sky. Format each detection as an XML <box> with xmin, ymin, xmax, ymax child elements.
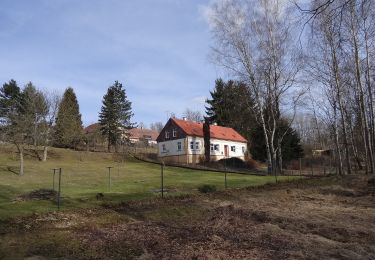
<box><xmin>0</xmin><ymin>0</ymin><xmax>222</xmax><ymax>127</ymax></box>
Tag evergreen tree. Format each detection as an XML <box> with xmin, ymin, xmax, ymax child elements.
<box><xmin>54</xmin><ymin>87</ymin><xmax>83</xmax><ymax>148</ymax></box>
<box><xmin>205</xmin><ymin>78</ymin><xmax>256</xmax><ymax>147</ymax></box>
<box><xmin>206</xmin><ymin>78</ymin><xmax>304</xmax><ymax>166</ymax></box>
<box><xmin>21</xmin><ymin>82</ymin><xmax>48</xmax><ymax>147</ymax></box>
<box><xmin>1</xmin><ymin>80</ymin><xmax>51</xmax><ymax>173</ymax></box>
<box><xmin>0</xmin><ymin>79</ymin><xmax>21</xmax><ymax>125</ymax></box>
<box><xmin>99</xmin><ymin>81</ymin><xmax>134</xmax><ymax>152</ymax></box>
<box><xmin>250</xmin><ymin>120</ymin><xmax>304</xmax><ymax>164</ymax></box>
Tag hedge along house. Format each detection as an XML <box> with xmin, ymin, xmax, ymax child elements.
<box><xmin>156</xmin><ymin>117</ymin><xmax>248</xmax><ymax>164</ymax></box>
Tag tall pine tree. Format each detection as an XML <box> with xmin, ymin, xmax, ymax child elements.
<box><xmin>0</xmin><ymin>79</ymin><xmax>21</xmax><ymax>125</ymax></box>
<box><xmin>54</xmin><ymin>87</ymin><xmax>83</xmax><ymax>148</ymax></box>
<box><xmin>205</xmin><ymin>79</ymin><xmax>255</xmax><ymax>146</ymax></box>
<box><xmin>99</xmin><ymin>81</ymin><xmax>134</xmax><ymax>152</ymax></box>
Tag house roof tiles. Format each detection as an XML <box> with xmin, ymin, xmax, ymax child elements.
<box><xmin>171</xmin><ymin>118</ymin><xmax>247</xmax><ymax>143</ymax></box>
<box><xmin>128</xmin><ymin>128</ymin><xmax>159</xmax><ymax>141</ymax></box>
<box><xmin>84</xmin><ymin>123</ymin><xmax>100</xmax><ymax>134</ymax></box>
<box><xmin>84</xmin><ymin>123</ymin><xmax>158</xmax><ymax>141</ymax></box>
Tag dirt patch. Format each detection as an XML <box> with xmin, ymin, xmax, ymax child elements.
<box><xmin>2</xmin><ymin>175</ymin><xmax>375</xmax><ymax>259</ymax></box>
<box><xmin>16</xmin><ymin>189</ymin><xmax>57</xmax><ymax>201</ymax></box>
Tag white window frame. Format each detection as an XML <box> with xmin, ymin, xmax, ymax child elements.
<box><xmin>231</xmin><ymin>146</ymin><xmax>236</xmax><ymax>152</ymax></box>
<box><xmin>242</xmin><ymin>146</ymin><xmax>245</xmax><ymax>154</ymax></box>
<box><xmin>214</xmin><ymin>144</ymin><xmax>220</xmax><ymax>151</ymax></box>
<box><xmin>165</xmin><ymin>131</ymin><xmax>169</xmax><ymax>139</ymax></box>
<box><xmin>177</xmin><ymin>141</ymin><xmax>182</xmax><ymax>151</ymax></box>
<box><xmin>210</xmin><ymin>143</ymin><xmax>214</xmax><ymax>151</ymax></box>
<box><xmin>162</xmin><ymin>144</ymin><xmax>166</xmax><ymax>152</ymax></box>
<box><xmin>190</xmin><ymin>141</ymin><xmax>200</xmax><ymax>150</ymax></box>
<box><xmin>172</xmin><ymin>129</ymin><xmax>177</xmax><ymax>137</ymax></box>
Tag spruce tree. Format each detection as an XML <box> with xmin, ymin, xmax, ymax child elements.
<box><xmin>205</xmin><ymin>78</ymin><xmax>304</xmax><ymax>165</ymax></box>
<box><xmin>205</xmin><ymin>79</ymin><xmax>255</xmax><ymax>145</ymax></box>
<box><xmin>250</xmin><ymin>121</ymin><xmax>304</xmax><ymax>163</ymax></box>
<box><xmin>0</xmin><ymin>79</ymin><xmax>21</xmax><ymax>124</ymax></box>
<box><xmin>99</xmin><ymin>81</ymin><xmax>134</xmax><ymax>152</ymax></box>
<box><xmin>54</xmin><ymin>87</ymin><xmax>83</xmax><ymax>148</ymax></box>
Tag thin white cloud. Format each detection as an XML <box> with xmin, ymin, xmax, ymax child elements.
<box><xmin>191</xmin><ymin>96</ymin><xmax>207</xmax><ymax>105</ymax></box>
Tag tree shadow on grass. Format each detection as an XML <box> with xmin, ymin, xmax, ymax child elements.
<box><xmin>0</xmin><ymin>166</ymin><xmax>19</xmax><ymax>175</ymax></box>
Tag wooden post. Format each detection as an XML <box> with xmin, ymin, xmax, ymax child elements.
<box><xmin>57</xmin><ymin>168</ymin><xmax>62</xmax><ymax>210</ymax></box>
<box><xmin>299</xmin><ymin>158</ymin><xmax>302</xmax><ymax>176</ymax></box>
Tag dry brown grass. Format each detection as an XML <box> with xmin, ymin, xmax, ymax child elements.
<box><xmin>1</xmin><ymin>175</ymin><xmax>375</xmax><ymax>259</ymax></box>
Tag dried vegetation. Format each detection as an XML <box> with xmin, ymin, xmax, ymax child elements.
<box><xmin>1</xmin><ymin>175</ymin><xmax>375</xmax><ymax>259</ymax></box>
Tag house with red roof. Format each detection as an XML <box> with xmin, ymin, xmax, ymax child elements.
<box><xmin>156</xmin><ymin>117</ymin><xmax>248</xmax><ymax>164</ymax></box>
<box><xmin>128</xmin><ymin>128</ymin><xmax>159</xmax><ymax>145</ymax></box>
<box><xmin>84</xmin><ymin>123</ymin><xmax>158</xmax><ymax>145</ymax></box>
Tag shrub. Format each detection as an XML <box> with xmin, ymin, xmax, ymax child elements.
<box><xmin>198</xmin><ymin>184</ymin><xmax>217</xmax><ymax>193</ymax></box>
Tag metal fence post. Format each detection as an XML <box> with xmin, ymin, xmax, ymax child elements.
<box><xmin>57</xmin><ymin>168</ymin><xmax>62</xmax><ymax>210</ymax></box>
<box><xmin>161</xmin><ymin>162</ymin><xmax>164</xmax><ymax>198</ymax></box>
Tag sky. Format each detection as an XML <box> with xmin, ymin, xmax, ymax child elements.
<box><xmin>0</xmin><ymin>0</ymin><xmax>222</xmax><ymax>127</ymax></box>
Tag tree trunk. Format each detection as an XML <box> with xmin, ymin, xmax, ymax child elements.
<box><xmin>331</xmin><ymin>44</ymin><xmax>352</xmax><ymax>174</ymax></box>
<box><xmin>277</xmin><ymin>139</ymin><xmax>283</xmax><ymax>175</ymax></box>
<box><xmin>259</xmin><ymin>108</ymin><xmax>272</xmax><ymax>175</ymax></box>
<box><xmin>348</xmin><ymin>113</ymin><xmax>362</xmax><ymax>170</ymax></box>
<box><xmin>43</xmin><ymin>146</ymin><xmax>48</xmax><ymax>162</ymax></box>
<box><xmin>350</xmin><ymin>3</ymin><xmax>374</xmax><ymax>174</ymax></box>
<box><xmin>107</xmin><ymin>135</ymin><xmax>111</xmax><ymax>153</ymax></box>
<box><xmin>364</xmin><ymin>20</ymin><xmax>375</xmax><ymax>173</ymax></box>
<box><xmin>16</xmin><ymin>145</ymin><xmax>24</xmax><ymax>176</ymax></box>
<box><xmin>333</xmin><ymin>106</ymin><xmax>343</xmax><ymax>175</ymax></box>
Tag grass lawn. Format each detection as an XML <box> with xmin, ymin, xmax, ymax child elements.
<box><xmin>0</xmin><ymin>145</ymin><xmax>297</xmax><ymax>219</ymax></box>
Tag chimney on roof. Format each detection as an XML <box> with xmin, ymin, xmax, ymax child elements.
<box><xmin>182</xmin><ymin>117</ymin><xmax>187</xmax><ymax>121</ymax></box>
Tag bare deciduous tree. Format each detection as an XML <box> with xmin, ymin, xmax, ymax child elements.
<box><xmin>182</xmin><ymin>108</ymin><xmax>203</xmax><ymax>122</ymax></box>
<box><xmin>150</xmin><ymin>122</ymin><xmax>164</xmax><ymax>133</ymax></box>
<box><xmin>205</xmin><ymin>0</ymin><xmax>303</xmax><ymax>174</ymax></box>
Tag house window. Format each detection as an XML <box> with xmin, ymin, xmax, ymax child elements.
<box><xmin>190</xmin><ymin>141</ymin><xmax>200</xmax><ymax>150</ymax></box>
<box><xmin>177</xmin><ymin>142</ymin><xmax>182</xmax><ymax>151</ymax></box>
<box><xmin>172</xmin><ymin>129</ymin><xmax>177</xmax><ymax>137</ymax></box>
<box><xmin>242</xmin><ymin>146</ymin><xmax>245</xmax><ymax>153</ymax></box>
<box><xmin>210</xmin><ymin>144</ymin><xmax>214</xmax><ymax>151</ymax></box>
<box><xmin>162</xmin><ymin>144</ymin><xmax>166</xmax><ymax>152</ymax></box>
<box><xmin>165</xmin><ymin>131</ymin><xmax>169</xmax><ymax>139</ymax></box>
<box><xmin>231</xmin><ymin>146</ymin><xmax>236</xmax><ymax>152</ymax></box>
<box><xmin>214</xmin><ymin>144</ymin><xmax>220</xmax><ymax>151</ymax></box>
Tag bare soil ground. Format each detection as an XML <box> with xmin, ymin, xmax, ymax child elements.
<box><xmin>1</xmin><ymin>175</ymin><xmax>375</xmax><ymax>259</ymax></box>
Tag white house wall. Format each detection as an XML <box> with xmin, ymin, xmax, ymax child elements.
<box><xmin>187</xmin><ymin>136</ymin><xmax>204</xmax><ymax>155</ymax></box>
<box><xmin>159</xmin><ymin>136</ymin><xmax>247</xmax><ymax>158</ymax></box>
<box><xmin>203</xmin><ymin>138</ymin><xmax>247</xmax><ymax>158</ymax></box>
<box><xmin>158</xmin><ymin>138</ymin><xmax>186</xmax><ymax>157</ymax></box>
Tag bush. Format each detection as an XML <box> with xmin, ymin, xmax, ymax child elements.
<box><xmin>219</xmin><ymin>157</ymin><xmax>259</xmax><ymax>170</ymax></box>
<box><xmin>198</xmin><ymin>184</ymin><xmax>217</xmax><ymax>193</ymax></box>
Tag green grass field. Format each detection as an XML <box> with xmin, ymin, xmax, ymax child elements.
<box><xmin>0</xmin><ymin>145</ymin><xmax>296</xmax><ymax>219</ymax></box>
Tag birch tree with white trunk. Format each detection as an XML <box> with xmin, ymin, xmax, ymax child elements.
<box><xmin>203</xmin><ymin>0</ymin><xmax>303</xmax><ymax>174</ymax></box>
